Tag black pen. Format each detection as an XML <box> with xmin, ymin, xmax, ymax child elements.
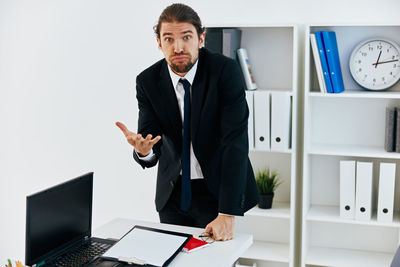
<box><xmin>199</xmin><ymin>233</ymin><xmax>213</xmax><ymax>237</ymax></box>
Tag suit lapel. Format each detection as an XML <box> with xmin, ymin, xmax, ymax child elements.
<box><xmin>191</xmin><ymin>48</ymin><xmax>207</xmax><ymax>144</ymax></box>
<box><xmin>158</xmin><ymin>61</ymin><xmax>182</xmax><ymax>147</ymax></box>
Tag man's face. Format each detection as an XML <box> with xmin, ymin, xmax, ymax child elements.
<box><xmin>157</xmin><ymin>21</ymin><xmax>205</xmax><ymax>76</ymax></box>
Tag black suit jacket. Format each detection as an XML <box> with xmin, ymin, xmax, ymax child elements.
<box><xmin>133</xmin><ymin>48</ymin><xmax>259</xmax><ymax>216</ymax></box>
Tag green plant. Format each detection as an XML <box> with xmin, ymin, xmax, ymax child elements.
<box><xmin>255</xmin><ymin>168</ymin><xmax>282</xmax><ymax>195</ymax></box>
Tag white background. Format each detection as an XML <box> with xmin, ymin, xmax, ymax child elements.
<box><xmin>0</xmin><ymin>0</ymin><xmax>399</xmax><ymax>263</ymax></box>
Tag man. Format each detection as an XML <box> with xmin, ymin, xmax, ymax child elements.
<box><xmin>116</xmin><ymin>3</ymin><xmax>258</xmax><ymax>241</ymax></box>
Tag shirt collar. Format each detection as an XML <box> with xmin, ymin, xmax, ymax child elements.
<box><xmin>167</xmin><ymin>59</ymin><xmax>198</xmax><ymax>88</ymax></box>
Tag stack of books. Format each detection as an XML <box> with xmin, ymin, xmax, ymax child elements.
<box><xmin>310</xmin><ymin>31</ymin><xmax>345</xmax><ymax>93</ymax></box>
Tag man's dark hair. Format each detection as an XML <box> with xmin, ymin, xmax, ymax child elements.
<box><xmin>154</xmin><ymin>3</ymin><xmax>205</xmax><ymax>39</ymax></box>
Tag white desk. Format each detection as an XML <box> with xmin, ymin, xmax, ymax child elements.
<box><xmin>93</xmin><ymin>218</ymin><xmax>252</xmax><ymax>267</ymax></box>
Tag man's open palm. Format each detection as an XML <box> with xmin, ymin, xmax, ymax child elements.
<box><xmin>115</xmin><ymin>121</ymin><xmax>161</xmax><ymax>156</ymax></box>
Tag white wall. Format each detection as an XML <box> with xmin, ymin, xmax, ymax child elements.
<box><xmin>0</xmin><ymin>0</ymin><xmax>399</xmax><ymax>263</ymax></box>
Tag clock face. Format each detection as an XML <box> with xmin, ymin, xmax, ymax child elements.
<box><xmin>349</xmin><ymin>38</ymin><xmax>400</xmax><ymax>90</ymax></box>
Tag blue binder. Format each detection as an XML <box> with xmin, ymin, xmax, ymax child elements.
<box><xmin>315</xmin><ymin>31</ymin><xmax>333</xmax><ymax>93</ymax></box>
<box><xmin>322</xmin><ymin>31</ymin><xmax>345</xmax><ymax>93</ymax></box>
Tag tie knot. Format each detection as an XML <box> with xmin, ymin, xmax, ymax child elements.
<box><xmin>179</xmin><ymin>78</ymin><xmax>191</xmax><ymax>92</ymax></box>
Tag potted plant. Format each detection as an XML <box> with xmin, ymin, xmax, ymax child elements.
<box><xmin>255</xmin><ymin>168</ymin><xmax>282</xmax><ymax>209</ymax></box>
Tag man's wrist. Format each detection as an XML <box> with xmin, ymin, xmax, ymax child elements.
<box><xmin>135</xmin><ymin>149</ymin><xmax>154</xmax><ymax>160</ymax></box>
<box><xmin>137</xmin><ymin>151</ymin><xmax>150</xmax><ymax>157</ymax></box>
<box><xmin>218</xmin><ymin>213</ymin><xmax>235</xmax><ymax>217</ymax></box>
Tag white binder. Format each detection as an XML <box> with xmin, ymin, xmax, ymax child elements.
<box><xmin>355</xmin><ymin>161</ymin><xmax>373</xmax><ymax>221</ymax></box>
<box><xmin>377</xmin><ymin>162</ymin><xmax>396</xmax><ymax>223</ymax></box>
<box><xmin>245</xmin><ymin>91</ymin><xmax>255</xmax><ymax>150</ymax></box>
<box><xmin>339</xmin><ymin>160</ymin><xmax>356</xmax><ymax>219</ymax></box>
<box><xmin>310</xmin><ymin>33</ymin><xmax>327</xmax><ymax>93</ymax></box>
<box><xmin>270</xmin><ymin>91</ymin><xmax>292</xmax><ymax>151</ymax></box>
<box><xmin>253</xmin><ymin>90</ymin><xmax>270</xmax><ymax>150</ymax></box>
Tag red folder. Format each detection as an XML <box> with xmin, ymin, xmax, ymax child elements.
<box><xmin>182</xmin><ymin>237</ymin><xmax>209</xmax><ymax>253</ymax></box>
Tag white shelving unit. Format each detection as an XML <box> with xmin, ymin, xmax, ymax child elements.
<box><xmin>205</xmin><ymin>24</ymin><xmax>300</xmax><ymax>267</ymax></box>
<box><xmin>302</xmin><ymin>24</ymin><xmax>400</xmax><ymax>267</ymax></box>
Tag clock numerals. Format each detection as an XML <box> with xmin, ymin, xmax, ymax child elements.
<box><xmin>350</xmin><ymin>38</ymin><xmax>400</xmax><ymax>90</ymax></box>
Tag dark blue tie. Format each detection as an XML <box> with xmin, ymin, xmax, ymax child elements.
<box><xmin>179</xmin><ymin>78</ymin><xmax>191</xmax><ymax>212</ymax></box>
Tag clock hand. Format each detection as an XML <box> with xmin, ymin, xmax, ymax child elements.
<box><xmin>375</xmin><ymin>51</ymin><xmax>382</xmax><ymax>68</ymax></box>
<box><xmin>372</xmin><ymin>59</ymin><xmax>399</xmax><ymax>66</ymax></box>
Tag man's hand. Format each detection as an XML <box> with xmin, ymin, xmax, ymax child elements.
<box><xmin>204</xmin><ymin>214</ymin><xmax>235</xmax><ymax>241</ymax></box>
<box><xmin>115</xmin><ymin>121</ymin><xmax>161</xmax><ymax>156</ymax></box>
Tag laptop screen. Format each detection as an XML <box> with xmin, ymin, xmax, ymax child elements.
<box><xmin>25</xmin><ymin>172</ymin><xmax>93</xmax><ymax>266</ymax></box>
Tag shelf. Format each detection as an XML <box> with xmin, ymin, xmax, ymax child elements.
<box><xmin>245</xmin><ymin>202</ymin><xmax>290</xmax><ymax>219</ymax></box>
<box><xmin>206</xmin><ymin>23</ymin><xmax>298</xmax><ymax>28</ymax></box>
<box><xmin>256</xmin><ymin>88</ymin><xmax>293</xmax><ymax>95</ymax></box>
<box><xmin>250</xmin><ymin>148</ymin><xmax>292</xmax><ymax>154</ymax></box>
<box><xmin>304</xmin><ymin>24</ymin><xmax>400</xmax><ymax>267</ymax></box>
<box><xmin>306</xmin><ymin>205</ymin><xmax>400</xmax><ymax>228</ymax></box>
<box><xmin>241</xmin><ymin>240</ymin><xmax>289</xmax><ymax>263</ymax></box>
<box><xmin>232</xmin><ymin>25</ymin><xmax>297</xmax><ymax>267</ymax></box>
<box><xmin>306</xmin><ymin>246</ymin><xmax>394</xmax><ymax>267</ymax></box>
<box><xmin>309</xmin><ymin>91</ymin><xmax>400</xmax><ymax>99</ymax></box>
<box><xmin>308</xmin><ymin>143</ymin><xmax>400</xmax><ymax>159</ymax></box>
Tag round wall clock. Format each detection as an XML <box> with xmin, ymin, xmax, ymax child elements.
<box><xmin>349</xmin><ymin>38</ymin><xmax>400</xmax><ymax>90</ymax></box>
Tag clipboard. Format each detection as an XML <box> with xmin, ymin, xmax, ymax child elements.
<box><xmin>101</xmin><ymin>225</ymin><xmax>192</xmax><ymax>267</ymax></box>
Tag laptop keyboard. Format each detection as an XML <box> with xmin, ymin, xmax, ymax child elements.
<box><xmin>47</xmin><ymin>241</ymin><xmax>112</xmax><ymax>267</ymax></box>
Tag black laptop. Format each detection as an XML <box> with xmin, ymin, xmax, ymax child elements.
<box><xmin>25</xmin><ymin>172</ymin><xmax>116</xmax><ymax>267</ymax></box>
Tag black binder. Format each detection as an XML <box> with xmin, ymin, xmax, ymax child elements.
<box><xmin>205</xmin><ymin>28</ymin><xmax>242</xmax><ymax>60</ymax></box>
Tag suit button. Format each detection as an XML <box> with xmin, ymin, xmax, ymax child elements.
<box><xmin>170</xmin><ymin>180</ymin><xmax>175</xmax><ymax>188</ymax></box>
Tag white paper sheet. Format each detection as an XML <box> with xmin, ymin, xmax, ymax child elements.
<box><xmin>103</xmin><ymin>226</ymin><xmax>189</xmax><ymax>266</ymax></box>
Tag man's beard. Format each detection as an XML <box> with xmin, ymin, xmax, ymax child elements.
<box><xmin>169</xmin><ymin>54</ymin><xmax>194</xmax><ymax>74</ymax></box>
